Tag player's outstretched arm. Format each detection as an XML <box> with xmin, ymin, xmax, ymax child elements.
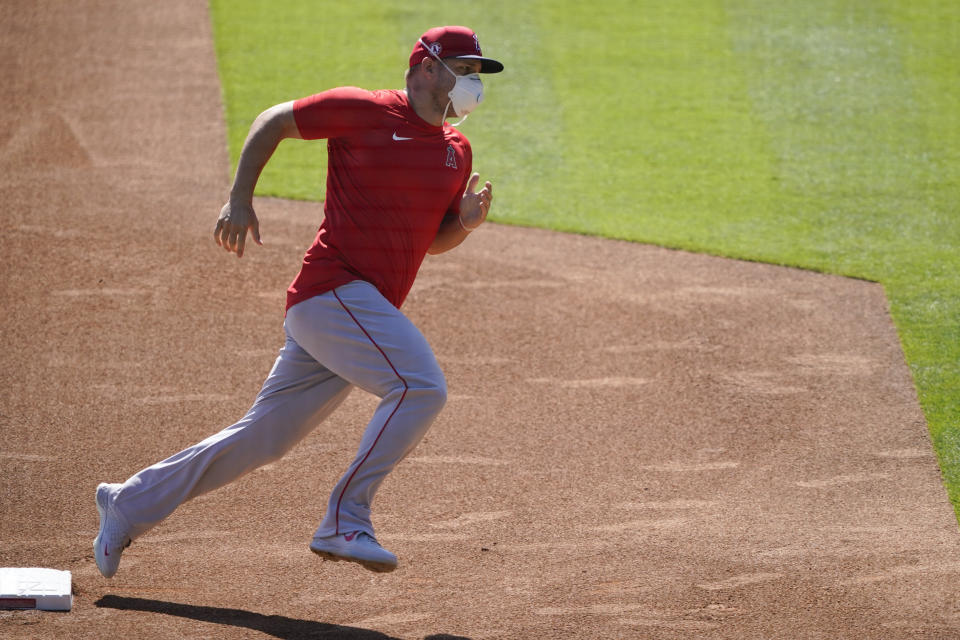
<box><xmin>427</xmin><ymin>173</ymin><xmax>492</xmax><ymax>255</ymax></box>
<box><xmin>214</xmin><ymin>101</ymin><xmax>302</xmax><ymax>258</ymax></box>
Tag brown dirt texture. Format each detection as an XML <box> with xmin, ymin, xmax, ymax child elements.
<box><xmin>3</xmin><ymin>2</ymin><xmax>960</xmax><ymax>639</ymax></box>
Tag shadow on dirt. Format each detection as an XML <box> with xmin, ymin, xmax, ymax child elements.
<box><xmin>95</xmin><ymin>595</ymin><xmax>471</xmax><ymax>640</ymax></box>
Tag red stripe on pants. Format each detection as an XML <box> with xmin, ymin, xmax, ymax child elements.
<box><xmin>331</xmin><ymin>288</ymin><xmax>409</xmax><ymax>535</ymax></box>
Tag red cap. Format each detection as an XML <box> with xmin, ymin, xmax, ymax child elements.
<box><xmin>409</xmin><ymin>26</ymin><xmax>504</xmax><ymax>74</ymax></box>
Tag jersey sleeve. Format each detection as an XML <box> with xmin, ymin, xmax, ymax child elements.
<box><xmin>292</xmin><ymin>87</ymin><xmax>382</xmax><ymax>140</ymax></box>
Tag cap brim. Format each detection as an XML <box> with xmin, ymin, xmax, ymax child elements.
<box><xmin>454</xmin><ymin>54</ymin><xmax>504</xmax><ymax>73</ymax></box>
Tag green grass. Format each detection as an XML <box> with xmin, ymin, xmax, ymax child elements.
<box><xmin>210</xmin><ymin>0</ymin><xmax>960</xmax><ymax>518</ymax></box>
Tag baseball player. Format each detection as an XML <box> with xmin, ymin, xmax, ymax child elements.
<box><xmin>93</xmin><ymin>26</ymin><xmax>503</xmax><ymax>577</ymax></box>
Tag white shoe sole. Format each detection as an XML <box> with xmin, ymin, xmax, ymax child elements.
<box><xmin>309</xmin><ymin>544</ymin><xmax>397</xmax><ymax>573</ymax></box>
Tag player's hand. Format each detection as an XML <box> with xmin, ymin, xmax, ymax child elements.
<box><xmin>214</xmin><ymin>200</ymin><xmax>262</xmax><ymax>258</ymax></box>
<box><xmin>458</xmin><ymin>172</ymin><xmax>492</xmax><ymax>231</ymax></box>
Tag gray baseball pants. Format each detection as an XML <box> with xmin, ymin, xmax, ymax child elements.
<box><xmin>111</xmin><ymin>280</ymin><xmax>447</xmax><ymax>541</ymax></box>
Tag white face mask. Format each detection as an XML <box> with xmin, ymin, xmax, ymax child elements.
<box><xmin>420</xmin><ymin>39</ymin><xmax>484</xmax><ymax>124</ymax></box>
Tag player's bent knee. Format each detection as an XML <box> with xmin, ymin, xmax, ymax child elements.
<box><xmin>408</xmin><ymin>370</ymin><xmax>447</xmax><ymax>413</ymax></box>
<box><xmin>426</xmin><ymin>378</ymin><xmax>447</xmax><ymax>411</ymax></box>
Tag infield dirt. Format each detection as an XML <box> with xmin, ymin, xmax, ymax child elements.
<box><xmin>2</xmin><ymin>2</ymin><xmax>960</xmax><ymax>639</ymax></box>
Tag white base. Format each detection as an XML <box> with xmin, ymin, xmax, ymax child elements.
<box><xmin>0</xmin><ymin>568</ymin><xmax>72</xmax><ymax>611</ymax></box>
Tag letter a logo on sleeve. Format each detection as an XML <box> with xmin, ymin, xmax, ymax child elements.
<box><xmin>445</xmin><ymin>145</ymin><xmax>458</xmax><ymax>170</ymax></box>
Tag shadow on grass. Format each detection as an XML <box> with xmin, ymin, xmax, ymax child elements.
<box><xmin>95</xmin><ymin>595</ymin><xmax>471</xmax><ymax>640</ymax></box>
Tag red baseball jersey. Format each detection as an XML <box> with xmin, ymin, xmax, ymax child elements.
<box><xmin>286</xmin><ymin>87</ymin><xmax>472</xmax><ymax>310</ymax></box>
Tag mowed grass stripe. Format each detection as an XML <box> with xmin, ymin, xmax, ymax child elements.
<box><xmin>528</xmin><ymin>1</ymin><xmax>780</xmax><ymax>253</ymax></box>
<box><xmin>726</xmin><ymin>0</ymin><xmax>942</xmax><ymax>278</ymax></box>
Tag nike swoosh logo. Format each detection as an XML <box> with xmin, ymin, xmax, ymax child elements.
<box><xmin>344</xmin><ymin>532</ymin><xmax>357</xmax><ymax>542</ymax></box>
<box><xmin>392</xmin><ymin>132</ymin><xmax>413</xmax><ymax>141</ymax></box>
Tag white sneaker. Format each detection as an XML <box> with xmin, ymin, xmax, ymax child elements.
<box><xmin>93</xmin><ymin>483</ymin><xmax>131</xmax><ymax>578</ymax></box>
<box><xmin>309</xmin><ymin>531</ymin><xmax>398</xmax><ymax>573</ymax></box>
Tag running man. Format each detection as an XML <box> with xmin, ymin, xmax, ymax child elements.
<box><xmin>94</xmin><ymin>25</ymin><xmax>503</xmax><ymax>576</ymax></box>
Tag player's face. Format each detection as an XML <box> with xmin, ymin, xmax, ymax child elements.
<box><xmin>430</xmin><ymin>58</ymin><xmax>481</xmax><ymax>91</ymax></box>
<box><xmin>431</xmin><ymin>58</ymin><xmax>483</xmax><ymax>116</ymax></box>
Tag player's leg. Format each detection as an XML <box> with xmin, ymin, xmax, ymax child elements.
<box><xmin>94</xmin><ymin>332</ymin><xmax>352</xmax><ymax>577</ymax></box>
<box><xmin>285</xmin><ymin>280</ymin><xmax>446</xmax><ymax>570</ymax></box>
